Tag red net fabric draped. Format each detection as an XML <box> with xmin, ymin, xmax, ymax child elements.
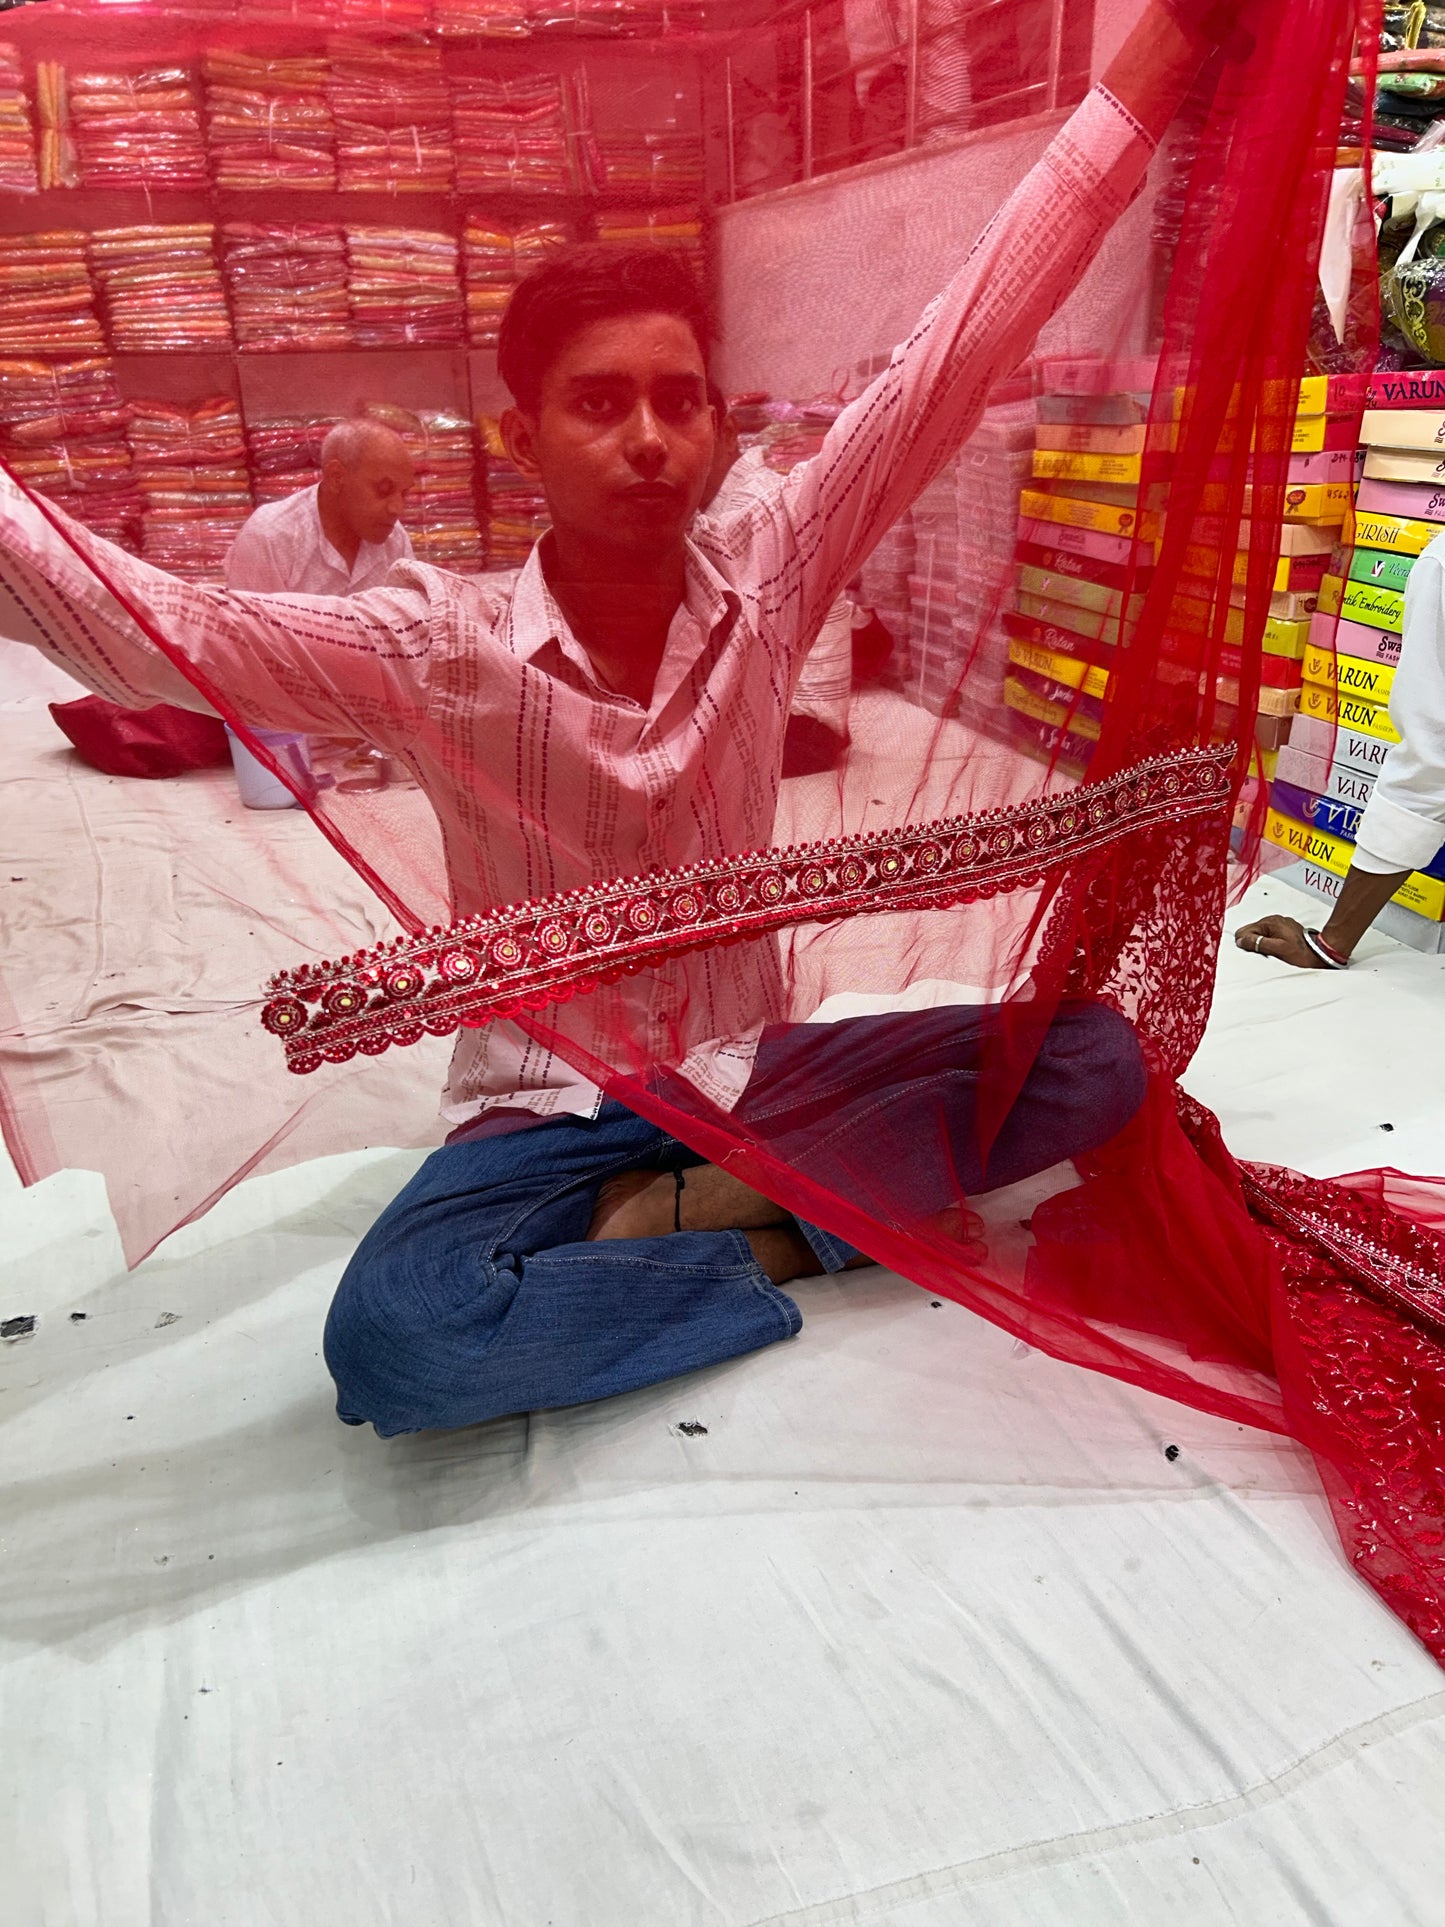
<box><xmin>7</xmin><ymin>0</ymin><xmax>1445</xmax><ymax>1661</ymax></box>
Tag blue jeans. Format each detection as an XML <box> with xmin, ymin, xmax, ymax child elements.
<box><xmin>324</xmin><ymin>1002</ymin><xmax>1146</xmax><ymax>1436</ymax></box>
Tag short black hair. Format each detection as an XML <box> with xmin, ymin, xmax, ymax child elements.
<box><xmin>498</xmin><ymin>244</ymin><xmax>711</xmax><ymax>414</ymax></box>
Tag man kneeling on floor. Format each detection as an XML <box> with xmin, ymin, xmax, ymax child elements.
<box><xmin>0</xmin><ymin>0</ymin><xmax>1230</xmax><ymax>1433</ymax></box>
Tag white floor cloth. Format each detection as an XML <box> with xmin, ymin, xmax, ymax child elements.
<box><xmin>5</xmin><ymin>671</ymin><xmax>1445</xmax><ymax>1922</ymax></box>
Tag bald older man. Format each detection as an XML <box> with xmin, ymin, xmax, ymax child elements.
<box><xmin>226</xmin><ymin>419</ymin><xmax>416</xmax><ymax>596</ymax></box>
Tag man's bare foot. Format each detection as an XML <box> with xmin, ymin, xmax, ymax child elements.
<box><xmin>587</xmin><ymin>1161</ymin><xmax>793</xmax><ymax>1241</ymax></box>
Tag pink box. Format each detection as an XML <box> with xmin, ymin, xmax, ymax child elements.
<box><xmin>1352</xmin><ymin>476</ymin><xmax>1445</xmax><ymax>521</ymax></box>
<box><xmin>1311</xmin><ymin>610</ymin><xmax>1401</xmax><ymax>665</ymax></box>
<box><xmin>1015</xmin><ymin>513</ymin><xmax>1143</xmax><ymax>567</ymax></box>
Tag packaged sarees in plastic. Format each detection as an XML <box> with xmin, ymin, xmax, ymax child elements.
<box><xmin>11</xmin><ymin>0</ymin><xmax>1445</xmax><ymax>1670</ymax></box>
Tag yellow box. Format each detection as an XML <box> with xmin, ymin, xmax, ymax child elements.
<box><xmin>1345</xmin><ymin>509</ymin><xmax>1443</xmax><ymax>557</ymax></box>
<box><xmin>1297</xmin><ymin>375</ymin><xmax>1328</xmax><ymax>417</ymax></box>
<box><xmin>1318</xmin><ymin>572</ymin><xmax>1343</xmax><ymax>617</ymax></box>
<box><xmin>1018</xmin><ymin>488</ymin><xmax>1157</xmax><ymax>542</ymax></box>
<box><xmin>1007</xmin><ymin>638</ymin><xmax>1111</xmax><ymax>701</ymax></box>
<box><xmin>1301</xmin><ymin>644</ymin><xmax>1396</xmax><ymax>705</ymax></box>
<box><xmin>1296</xmin><ymin>680</ymin><xmax>1402</xmax><ymax>743</ymax></box>
<box><xmin>1263</xmin><ymin>809</ymin><xmax>1445</xmax><ymax>917</ymax></box>
<box><xmin>1031</xmin><ymin>449</ymin><xmax>1144</xmax><ymax>485</ymax></box>
<box><xmin>1172</xmin><ymin>597</ymin><xmax>1310</xmax><ymax>657</ymax></box>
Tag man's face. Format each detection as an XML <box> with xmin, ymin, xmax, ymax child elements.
<box><xmin>330</xmin><ymin>446</ymin><xmax>415</xmax><ymax>548</ymax></box>
<box><xmin>505</xmin><ymin>312</ymin><xmax>715</xmax><ymax>562</ymax></box>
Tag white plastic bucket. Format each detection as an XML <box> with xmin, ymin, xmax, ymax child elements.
<box><xmin>226</xmin><ymin>726</ymin><xmax>312</xmax><ymax>810</ymax></box>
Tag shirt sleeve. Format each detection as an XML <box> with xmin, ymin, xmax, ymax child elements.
<box><xmin>0</xmin><ymin>468</ymin><xmax>435</xmax><ymax>747</ymax></box>
<box><xmin>705</xmin><ymin>85</ymin><xmax>1158</xmax><ymax>654</ymax></box>
<box><xmin>1353</xmin><ymin>547</ymin><xmax>1445</xmax><ymax>876</ymax></box>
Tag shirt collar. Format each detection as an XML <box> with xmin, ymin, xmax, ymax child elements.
<box><xmin>504</xmin><ymin>533</ymin><xmax>740</xmax><ymax>687</ymax></box>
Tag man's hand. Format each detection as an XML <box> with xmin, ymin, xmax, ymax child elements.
<box><xmin>1234</xmin><ymin>914</ymin><xmax>1330</xmax><ymax>968</ymax></box>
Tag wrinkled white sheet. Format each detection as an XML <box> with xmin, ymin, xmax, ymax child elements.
<box><xmin>4</xmin><ymin>690</ymin><xmax>1445</xmax><ymax>1922</ymax></box>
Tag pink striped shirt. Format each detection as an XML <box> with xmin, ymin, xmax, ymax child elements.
<box><xmin>0</xmin><ymin>87</ymin><xmax>1154</xmax><ymax>1129</ymax></box>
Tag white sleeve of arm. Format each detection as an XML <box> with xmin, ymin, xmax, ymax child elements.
<box><xmin>1353</xmin><ymin>548</ymin><xmax>1445</xmax><ymax>875</ymax></box>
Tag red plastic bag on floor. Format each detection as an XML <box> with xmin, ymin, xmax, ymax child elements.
<box><xmin>48</xmin><ymin>693</ymin><xmax>230</xmax><ymax>778</ymax></box>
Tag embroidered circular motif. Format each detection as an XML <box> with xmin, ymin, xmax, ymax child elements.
<box><xmin>490</xmin><ymin>936</ymin><xmax>524</xmax><ymax>970</ymax></box>
<box><xmin>987</xmin><ymin>828</ymin><xmax>1014</xmax><ymax>857</ymax></box>
<box><xmin>1025</xmin><ymin>817</ymin><xmax>1052</xmax><ymax>848</ymax></box>
<box><xmin>627</xmin><ymin>898</ymin><xmax>658</xmax><ymax>932</ymax></box>
<box><xmin>757</xmin><ymin>872</ymin><xmax>786</xmax><ymax>903</ymax></box>
<box><xmin>384</xmin><ymin>966</ymin><xmax>424</xmax><ymax>1001</ymax></box>
<box><xmin>670</xmin><ymin>890</ymin><xmax>702</xmax><ymax>922</ymax></box>
<box><xmin>583</xmin><ymin>910</ymin><xmax>613</xmax><ymax>944</ymax></box>
<box><xmin>713</xmin><ymin>882</ymin><xmax>743</xmax><ymax>914</ymax></box>
<box><xmin>440</xmin><ymin>947</ymin><xmax>481</xmax><ymax>982</ymax></box>
<box><xmin>799</xmin><ymin>866</ymin><xmax>828</xmax><ymax>896</ymax></box>
<box><xmin>323</xmin><ymin>984</ymin><xmax>366</xmax><ymax>1019</ymax></box>
<box><xmin>538</xmin><ymin>921</ymin><xmax>569</xmax><ymax>955</ymax></box>
<box><xmin>915</xmin><ymin>842</ymin><xmax>943</xmax><ymax>872</ymax></box>
<box><xmin>838</xmin><ymin>857</ymin><xmax>866</xmax><ymax>889</ymax></box>
<box><xmin>878</xmin><ymin>852</ymin><xmax>902</xmax><ymax>878</ymax></box>
<box><xmin>952</xmin><ymin>836</ymin><xmax>979</xmax><ymax>867</ymax></box>
<box><xmin>262</xmin><ymin>996</ymin><xmax>306</xmax><ymax>1036</ymax></box>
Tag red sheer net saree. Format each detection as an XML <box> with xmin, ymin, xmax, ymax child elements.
<box><xmin>6</xmin><ymin>0</ymin><xmax>1445</xmax><ymax>1661</ymax></box>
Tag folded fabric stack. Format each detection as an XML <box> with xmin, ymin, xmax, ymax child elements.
<box><xmin>331</xmin><ymin>0</ymin><xmax>436</xmax><ymax>27</ymax></box>
<box><xmin>69</xmin><ymin>65</ymin><xmax>209</xmax><ymax>191</ymax></box>
<box><xmin>436</xmin><ymin>0</ymin><xmax>708</xmax><ymax>30</ymax></box>
<box><xmin>390</xmin><ymin>407</ymin><xmax>484</xmax><ymax>572</ymax></box>
<box><xmin>204</xmin><ymin>50</ymin><xmax>338</xmax><ymax>191</ymax></box>
<box><xmin>742</xmin><ymin>397</ymin><xmax>841</xmax><ymax>476</ymax></box>
<box><xmin>590</xmin><ymin>132</ymin><xmax>703</xmax><ymax>202</ymax></box>
<box><xmin>346</xmin><ymin>224</ymin><xmax>463</xmax><ymax>346</ymax></box>
<box><xmin>449</xmin><ymin>70</ymin><xmax>580</xmax><ymax>194</ymax></box>
<box><xmin>594</xmin><ymin>205</ymin><xmax>704</xmax><ymax>280</ymax></box>
<box><xmin>328</xmin><ymin>36</ymin><xmax>454</xmax><ymax>193</ymax></box>
<box><xmin>35</xmin><ymin>59</ymin><xmax>78</xmax><ymax>191</ymax></box>
<box><xmin>246</xmin><ymin>414</ymin><xmax>337</xmax><ymax>505</ymax></box>
<box><xmin>434</xmin><ymin>0</ymin><xmax>536</xmax><ymax>32</ymax></box>
<box><xmin>0</xmin><ymin>231</ymin><xmax>104</xmax><ymax>357</ymax></box>
<box><xmin>90</xmin><ymin>225</ymin><xmax>234</xmax><ymax>355</ymax></box>
<box><xmin>0</xmin><ymin>42</ymin><xmax>37</xmax><ymax>193</ymax></box>
<box><xmin>126</xmin><ymin>394</ymin><xmax>255</xmax><ymax>582</ymax></box>
<box><xmin>222</xmin><ymin>223</ymin><xmax>353</xmax><ymax>353</ymax></box>
<box><xmin>0</xmin><ymin>355</ymin><xmax>141</xmax><ymax>548</ymax></box>
<box><xmin>461</xmin><ymin>214</ymin><xmax>570</xmax><ymax>346</ymax></box>
<box><xmin>479</xmin><ymin>415</ymin><xmax>548</xmax><ymax>568</ymax></box>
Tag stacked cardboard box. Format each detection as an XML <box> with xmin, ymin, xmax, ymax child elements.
<box><xmin>1265</xmin><ymin>370</ymin><xmax>1445</xmax><ymax>952</ymax></box>
<box><xmin>1005</xmin><ymin>366</ymin><xmax>1351</xmax><ymax>780</ymax></box>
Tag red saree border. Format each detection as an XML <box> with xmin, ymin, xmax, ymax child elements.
<box><xmin>261</xmin><ymin>742</ymin><xmax>1234</xmax><ymax>1074</ymax></box>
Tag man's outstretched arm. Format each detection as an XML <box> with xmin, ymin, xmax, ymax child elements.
<box><xmin>714</xmin><ymin>0</ymin><xmax>1229</xmax><ymax>651</ymax></box>
<box><xmin>0</xmin><ymin>469</ymin><xmax>434</xmax><ymax>747</ymax></box>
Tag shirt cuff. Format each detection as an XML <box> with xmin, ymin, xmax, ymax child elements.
<box><xmin>1352</xmin><ymin>789</ymin><xmax>1445</xmax><ymax>874</ymax></box>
